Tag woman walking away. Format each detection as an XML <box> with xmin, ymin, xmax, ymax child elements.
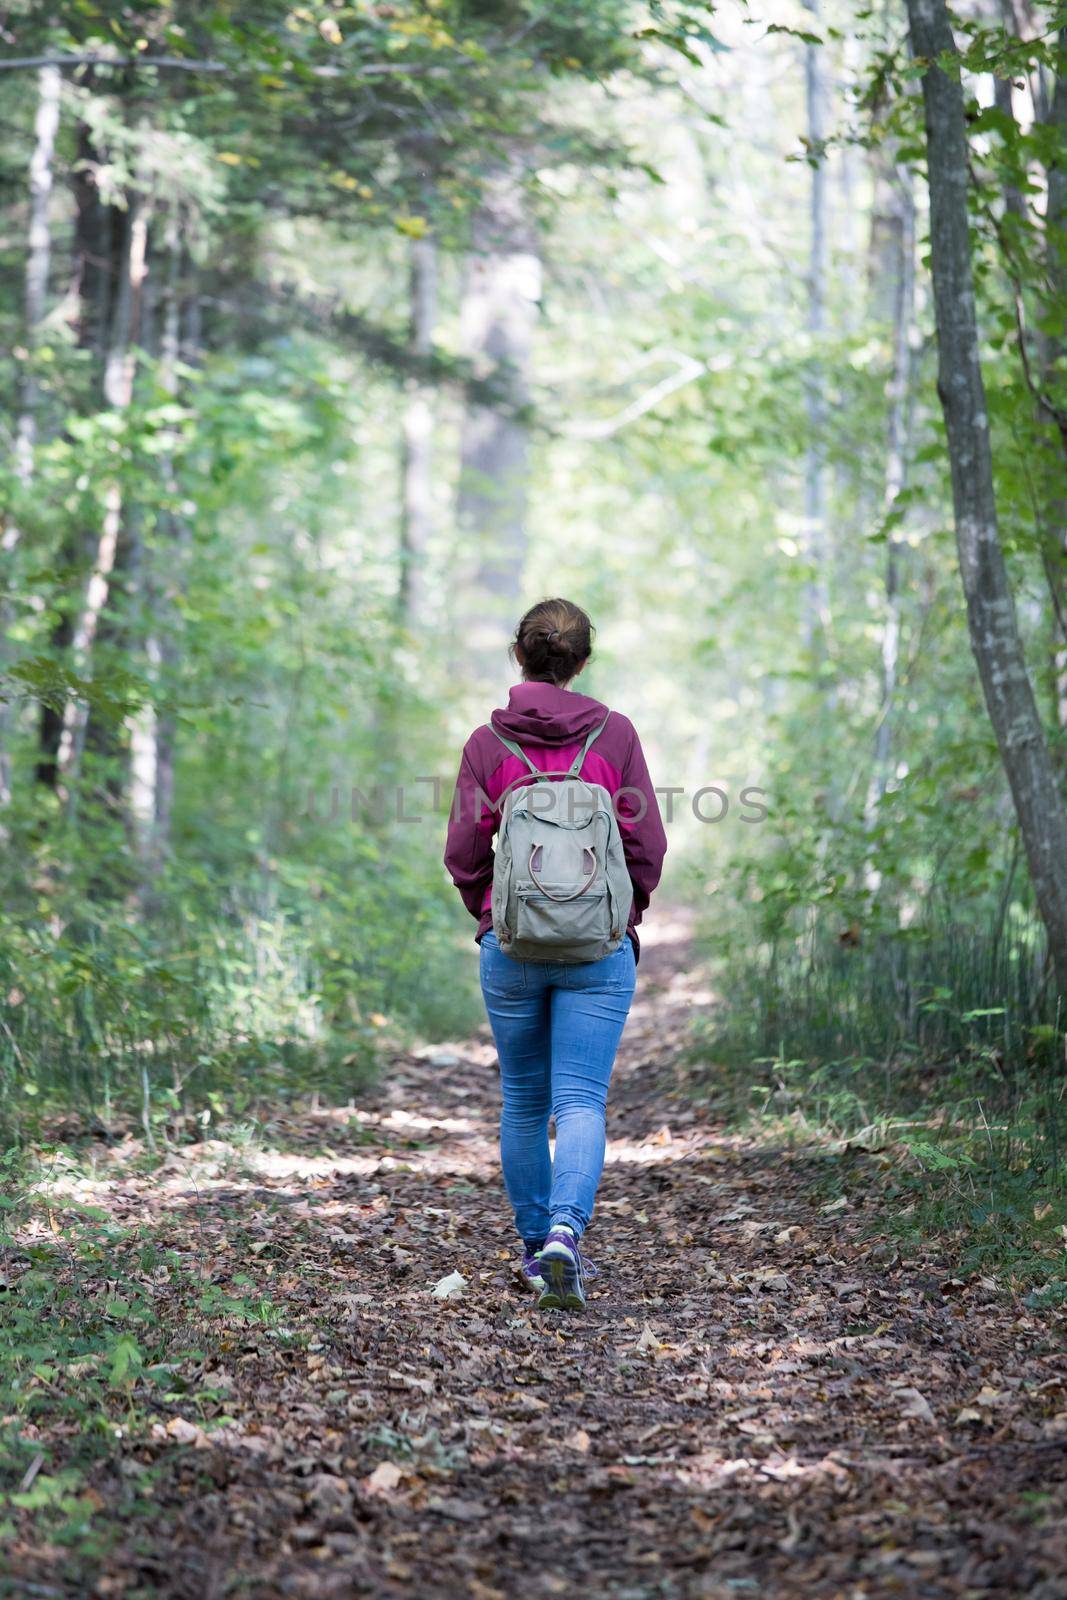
<box><xmin>444</xmin><ymin>599</ymin><xmax>667</xmax><ymax>1310</ymax></box>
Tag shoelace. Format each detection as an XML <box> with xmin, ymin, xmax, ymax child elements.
<box><xmin>539</xmin><ymin>1231</ymin><xmax>600</xmax><ymax>1281</ymax></box>
<box><xmin>555</xmin><ymin>1236</ymin><xmax>599</xmax><ymax>1280</ymax></box>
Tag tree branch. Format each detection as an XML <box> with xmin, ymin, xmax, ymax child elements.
<box><xmin>562</xmin><ymin>350</ymin><xmax>708</xmax><ymax>440</ymax></box>
<box><xmin>0</xmin><ymin>55</ymin><xmax>226</xmax><ymax>73</ymax></box>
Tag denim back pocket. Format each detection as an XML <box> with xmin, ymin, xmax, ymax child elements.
<box><xmin>480</xmin><ymin>931</ymin><xmax>527</xmax><ymax>992</ymax></box>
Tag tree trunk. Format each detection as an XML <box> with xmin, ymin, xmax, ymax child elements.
<box><xmin>59</xmin><ymin>187</ymin><xmax>149</xmax><ymax>791</ymax></box>
<box><xmin>397</xmin><ymin>230</ymin><xmax>437</xmax><ymax>628</ymax></box>
<box><xmin>906</xmin><ymin>0</ymin><xmax>1067</xmax><ymax>994</ymax></box>
<box><xmin>14</xmin><ymin>63</ymin><xmax>61</xmax><ymax>490</ymax></box>
<box><xmin>37</xmin><ymin>123</ymin><xmax>112</xmax><ymax>790</ymax></box>
<box><xmin>802</xmin><ymin>0</ymin><xmax>831</xmax><ymax>657</ymax></box>
<box><xmin>866</xmin><ymin>166</ymin><xmax>916</xmax><ymax>836</ymax></box>
<box><xmin>0</xmin><ymin>63</ymin><xmax>61</xmax><ymax>805</ymax></box>
<box><xmin>456</xmin><ymin>162</ymin><xmax>540</xmax><ymax>681</ymax></box>
<box><xmin>152</xmin><ymin>287</ymin><xmax>199</xmax><ymax>872</ymax></box>
<box><xmin>132</xmin><ymin>206</ymin><xmax>196</xmax><ymax>888</ymax></box>
<box><xmin>994</xmin><ymin>0</ymin><xmax>1027</xmax><ymax>222</ymax></box>
<box><xmin>1043</xmin><ymin>34</ymin><xmax>1067</xmax><ymax>737</ymax></box>
<box><xmin>838</xmin><ymin>33</ymin><xmax>864</xmax><ymax>331</ymax></box>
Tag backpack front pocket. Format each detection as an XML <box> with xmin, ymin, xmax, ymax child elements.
<box><xmin>514</xmin><ymin>879</ymin><xmax>612</xmax><ymax>953</ymax></box>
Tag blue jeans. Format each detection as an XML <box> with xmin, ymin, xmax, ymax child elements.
<box><xmin>479</xmin><ymin>929</ymin><xmax>637</xmax><ymax>1245</ymax></box>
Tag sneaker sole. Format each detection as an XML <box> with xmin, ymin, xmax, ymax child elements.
<box><xmin>536</xmin><ymin>1251</ymin><xmax>585</xmax><ymax>1312</ymax></box>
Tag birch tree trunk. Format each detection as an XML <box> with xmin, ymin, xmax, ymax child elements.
<box><xmin>397</xmin><ymin>231</ymin><xmax>437</xmax><ymax>628</ymax></box>
<box><xmin>456</xmin><ymin>162</ymin><xmax>540</xmax><ymax>682</ymax></box>
<box><xmin>906</xmin><ymin>0</ymin><xmax>1067</xmax><ymax>993</ymax></box>
<box><xmin>127</xmin><ymin>221</ymin><xmax>177</xmax><ymax>868</ymax></box>
<box><xmin>150</xmin><ymin>243</ymin><xmax>199</xmax><ymax>878</ymax></box>
<box><xmin>0</xmin><ymin>63</ymin><xmax>61</xmax><ymax>805</ymax></box>
<box><xmin>128</xmin><ymin>206</ymin><xmax>196</xmax><ymax>887</ymax></box>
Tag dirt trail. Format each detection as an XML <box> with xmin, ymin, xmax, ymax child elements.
<box><xmin>12</xmin><ymin>916</ymin><xmax>1067</xmax><ymax>1597</ymax></box>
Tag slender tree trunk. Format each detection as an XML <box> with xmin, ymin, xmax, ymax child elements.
<box><xmin>153</xmin><ymin>238</ymin><xmax>201</xmax><ymax>874</ymax></box>
<box><xmin>866</xmin><ymin>168</ymin><xmax>916</xmax><ymax>838</ymax></box>
<box><xmin>456</xmin><ymin>161</ymin><xmax>540</xmax><ymax>680</ymax></box>
<box><xmin>129</xmin><ymin>206</ymin><xmax>194</xmax><ymax>886</ymax></box>
<box><xmin>802</xmin><ymin>0</ymin><xmax>831</xmax><ymax>656</ymax></box>
<box><xmin>0</xmin><ymin>63</ymin><xmax>61</xmax><ymax>805</ymax></box>
<box><xmin>1043</xmin><ymin>34</ymin><xmax>1067</xmax><ymax>737</ymax></box>
<box><xmin>397</xmin><ymin>231</ymin><xmax>437</xmax><ymax>628</ymax></box>
<box><xmin>14</xmin><ymin>64</ymin><xmax>61</xmax><ymax>491</ymax></box>
<box><xmin>994</xmin><ymin>0</ymin><xmax>1027</xmax><ymax>222</ymax></box>
<box><xmin>37</xmin><ymin>124</ymin><xmax>111</xmax><ymax>790</ymax></box>
<box><xmin>838</xmin><ymin>34</ymin><xmax>864</xmax><ymax>332</ymax></box>
<box><xmin>125</xmin><ymin>220</ymin><xmax>165</xmax><ymax>863</ymax></box>
<box><xmin>906</xmin><ymin>0</ymin><xmax>1067</xmax><ymax>994</ymax></box>
<box><xmin>58</xmin><ymin>189</ymin><xmax>149</xmax><ymax>791</ymax></box>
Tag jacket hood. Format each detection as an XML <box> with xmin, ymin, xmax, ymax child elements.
<box><xmin>490</xmin><ymin>680</ymin><xmax>608</xmax><ymax>746</ymax></box>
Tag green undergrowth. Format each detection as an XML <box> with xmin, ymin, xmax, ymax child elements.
<box><xmin>0</xmin><ymin>1149</ymin><xmax>313</xmax><ymax>1573</ymax></box>
<box><xmin>694</xmin><ymin>915</ymin><xmax>1067</xmax><ymax>1307</ymax></box>
<box><xmin>0</xmin><ymin>831</ymin><xmax>485</xmax><ymax>1145</ymax></box>
<box><xmin>690</xmin><ymin>1038</ymin><xmax>1067</xmax><ymax>1304</ymax></box>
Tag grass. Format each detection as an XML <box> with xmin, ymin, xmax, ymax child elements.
<box><xmin>0</xmin><ymin>845</ymin><xmax>486</xmax><ymax>1145</ymax></box>
<box><xmin>694</xmin><ymin>909</ymin><xmax>1067</xmax><ymax>1303</ymax></box>
<box><xmin>0</xmin><ymin>1145</ymin><xmax>311</xmax><ymax>1572</ymax></box>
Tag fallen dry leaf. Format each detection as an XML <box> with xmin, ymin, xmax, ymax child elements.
<box><xmin>152</xmin><ymin>1417</ymin><xmax>211</xmax><ymax>1449</ymax></box>
<box><xmin>364</xmin><ymin>1460</ymin><xmax>405</xmax><ymax>1494</ymax></box>
<box><xmin>895</xmin><ymin>1387</ymin><xmax>936</xmax><ymax>1424</ymax></box>
<box><xmin>430</xmin><ymin>1269</ymin><xmax>467</xmax><ymax>1300</ymax></box>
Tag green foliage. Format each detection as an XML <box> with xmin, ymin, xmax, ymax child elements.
<box><xmin>695</xmin><ymin>898</ymin><xmax>1067</xmax><ymax>1291</ymax></box>
<box><xmin>0</xmin><ymin>1154</ymin><xmax>311</xmax><ymax>1559</ymax></box>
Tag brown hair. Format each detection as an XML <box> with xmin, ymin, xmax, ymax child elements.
<box><xmin>511</xmin><ymin>598</ymin><xmax>594</xmax><ymax>687</ymax></box>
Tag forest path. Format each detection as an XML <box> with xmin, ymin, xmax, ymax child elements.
<box><xmin>14</xmin><ymin>916</ymin><xmax>1067</xmax><ymax>1598</ymax></box>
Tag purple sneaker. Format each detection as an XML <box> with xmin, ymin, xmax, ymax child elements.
<box><xmin>536</xmin><ymin>1226</ymin><xmax>598</xmax><ymax>1311</ymax></box>
<box><xmin>517</xmin><ymin>1250</ymin><xmax>545</xmax><ymax>1295</ymax></box>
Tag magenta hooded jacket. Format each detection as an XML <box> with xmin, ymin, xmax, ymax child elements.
<box><xmin>443</xmin><ymin>680</ymin><xmax>667</xmax><ymax>960</ymax></box>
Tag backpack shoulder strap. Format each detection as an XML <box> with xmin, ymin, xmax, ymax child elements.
<box><xmin>488</xmin><ymin>724</ymin><xmax>542</xmax><ymax>778</ymax></box>
<box><xmin>565</xmin><ymin>714</ymin><xmax>610</xmax><ymax>780</ymax></box>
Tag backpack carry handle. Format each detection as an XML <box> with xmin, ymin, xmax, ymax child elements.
<box><xmin>528</xmin><ymin>844</ymin><xmax>598</xmax><ymax>901</ymax></box>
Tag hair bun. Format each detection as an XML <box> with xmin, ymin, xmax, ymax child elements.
<box><xmin>511</xmin><ymin>598</ymin><xmax>594</xmax><ymax>687</ymax></box>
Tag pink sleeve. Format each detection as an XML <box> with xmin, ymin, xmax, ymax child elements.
<box><xmin>617</xmin><ymin>722</ymin><xmax>667</xmax><ymax>919</ymax></box>
<box><xmin>443</xmin><ymin>739</ymin><xmax>497</xmax><ymax>920</ymax></box>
